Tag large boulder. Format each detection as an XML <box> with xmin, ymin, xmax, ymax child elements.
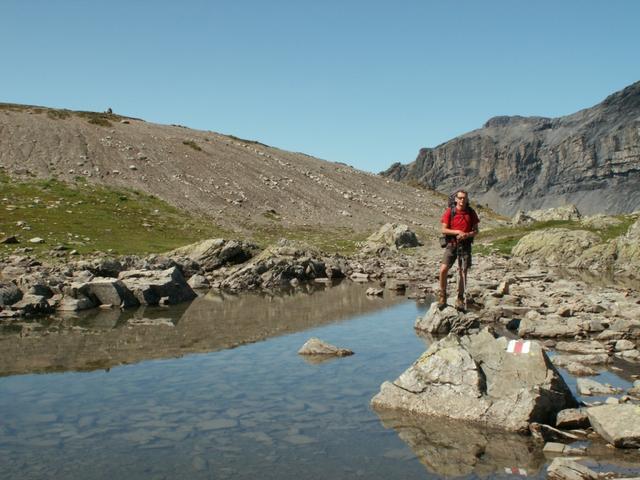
<box><xmin>169</xmin><ymin>238</ymin><xmax>258</xmax><ymax>272</ymax></box>
<box><xmin>361</xmin><ymin>223</ymin><xmax>419</xmax><ymax>253</ymax></box>
<box><xmin>526</xmin><ymin>204</ymin><xmax>582</xmax><ymax>222</ymax></box>
<box><xmin>415</xmin><ymin>303</ymin><xmax>478</xmax><ymax>335</ymax></box>
<box><xmin>371</xmin><ymin>330</ymin><xmax>577</xmax><ymax>432</ymax></box>
<box><xmin>118</xmin><ymin>266</ymin><xmax>197</xmax><ymax>305</ymax></box>
<box><xmin>586</xmin><ymin>404</ymin><xmax>640</xmax><ymax>448</ymax></box>
<box><xmin>81</xmin><ymin>278</ymin><xmax>139</xmax><ymax>308</ymax></box>
<box><xmin>616</xmin><ymin>217</ymin><xmax>640</xmax><ymax>268</ymax></box>
<box><xmin>219</xmin><ymin>240</ymin><xmax>330</xmax><ymax>291</ymax></box>
<box><xmin>512</xmin><ymin>229</ymin><xmax>601</xmax><ymax>267</ymax></box>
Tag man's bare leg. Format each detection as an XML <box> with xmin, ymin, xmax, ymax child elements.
<box><xmin>438</xmin><ymin>263</ymin><xmax>449</xmax><ymax>308</ymax></box>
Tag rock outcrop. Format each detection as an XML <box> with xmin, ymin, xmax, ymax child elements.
<box><xmin>382</xmin><ymin>81</ymin><xmax>640</xmax><ymax>216</ymax></box>
<box><xmin>219</xmin><ymin>240</ymin><xmax>340</xmax><ymax>291</ymax></box>
<box><xmin>360</xmin><ymin>223</ymin><xmax>420</xmax><ymax>253</ymax></box>
<box><xmin>371</xmin><ymin>330</ymin><xmax>577</xmax><ymax>432</ymax></box>
<box><xmin>169</xmin><ymin>238</ymin><xmax>258</xmax><ymax>272</ymax></box>
<box><xmin>414</xmin><ymin>303</ymin><xmax>478</xmax><ymax>335</ymax></box>
<box><xmin>512</xmin><ymin>215</ymin><xmax>640</xmax><ymax>274</ymax></box>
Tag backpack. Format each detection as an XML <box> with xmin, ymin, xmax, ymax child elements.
<box><xmin>444</xmin><ymin>191</ymin><xmax>476</xmax><ymax>245</ymax></box>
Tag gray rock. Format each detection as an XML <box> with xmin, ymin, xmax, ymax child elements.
<box><xmin>371</xmin><ymin>330</ymin><xmax>577</xmax><ymax>432</ymax></box>
<box><xmin>526</xmin><ymin>205</ymin><xmax>582</xmax><ymax>222</ymax></box>
<box><xmin>552</xmin><ymin>354</ymin><xmax>611</xmax><ymax>368</ymax></box>
<box><xmin>512</xmin><ymin>229</ymin><xmax>600</xmax><ymax>267</ymax></box>
<box><xmin>361</xmin><ymin>223</ymin><xmax>419</xmax><ymax>253</ymax></box>
<box><xmin>615</xmin><ymin>349</ymin><xmax>640</xmax><ymax>361</ymax></box>
<box><xmin>415</xmin><ymin>303</ymin><xmax>478</xmax><ymax>335</ymax></box>
<box><xmin>170</xmin><ymin>238</ymin><xmax>257</xmax><ymax>272</ymax></box>
<box><xmin>587</xmin><ymin>404</ymin><xmax>640</xmax><ymax>448</ymax></box>
<box><xmin>220</xmin><ymin>240</ymin><xmax>328</xmax><ymax>291</ymax></box>
<box><xmin>555</xmin><ymin>408</ymin><xmax>590</xmax><ymax>429</ymax></box>
<box><xmin>577</xmin><ymin>378</ymin><xmax>622</xmax><ymax>396</ymax></box>
<box><xmin>0</xmin><ymin>282</ymin><xmax>23</xmax><ymax>306</ymax></box>
<box><xmin>542</xmin><ymin>442</ymin><xmax>567</xmax><ymax>454</ymax></box>
<box><xmin>10</xmin><ymin>294</ymin><xmax>53</xmax><ymax>315</ymax></box>
<box><xmin>56</xmin><ymin>295</ymin><xmax>97</xmax><ymax>311</ymax></box>
<box><xmin>546</xmin><ymin>457</ymin><xmax>599</xmax><ymax>480</ymax></box>
<box><xmin>0</xmin><ymin>235</ymin><xmax>19</xmax><ymax>244</ymax></box>
<box><xmin>297</xmin><ymin>338</ymin><xmax>353</xmax><ymax>357</ymax></box>
<box><xmin>615</xmin><ymin>339</ymin><xmax>637</xmax><ymax>352</ymax></box>
<box><xmin>83</xmin><ymin>278</ymin><xmax>139</xmax><ymax>308</ymax></box>
<box><xmin>555</xmin><ymin>340</ymin><xmax>608</xmax><ymax>355</ymax></box>
<box><xmin>187</xmin><ymin>274</ymin><xmax>210</xmax><ymax>290</ymax></box>
<box><xmin>518</xmin><ymin>311</ymin><xmax>583</xmax><ymax>338</ymax></box>
<box><xmin>119</xmin><ymin>266</ymin><xmax>197</xmax><ymax>305</ymax></box>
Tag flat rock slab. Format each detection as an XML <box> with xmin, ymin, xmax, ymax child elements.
<box><xmin>556</xmin><ymin>408</ymin><xmax>590</xmax><ymax>429</ymax></box>
<box><xmin>371</xmin><ymin>330</ymin><xmax>577</xmax><ymax>432</ymax></box>
<box><xmin>297</xmin><ymin>338</ymin><xmax>353</xmax><ymax>357</ymax></box>
<box><xmin>587</xmin><ymin>404</ymin><xmax>640</xmax><ymax>448</ymax></box>
<box><xmin>546</xmin><ymin>457</ymin><xmax>600</xmax><ymax>480</ymax></box>
<box><xmin>576</xmin><ymin>378</ymin><xmax>621</xmax><ymax>396</ymax></box>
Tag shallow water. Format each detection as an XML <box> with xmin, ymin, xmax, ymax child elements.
<box><xmin>1</xmin><ymin>283</ymin><xmax>639</xmax><ymax>479</ymax></box>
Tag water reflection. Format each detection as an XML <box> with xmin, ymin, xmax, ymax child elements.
<box><xmin>373</xmin><ymin>408</ymin><xmax>545</xmax><ymax>477</ymax></box>
<box><xmin>0</xmin><ymin>281</ymin><xmax>405</xmax><ymax>377</ymax></box>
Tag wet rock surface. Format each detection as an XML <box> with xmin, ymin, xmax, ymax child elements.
<box><xmin>586</xmin><ymin>404</ymin><xmax>640</xmax><ymax>448</ymax></box>
<box><xmin>297</xmin><ymin>337</ymin><xmax>353</xmax><ymax>357</ymax></box>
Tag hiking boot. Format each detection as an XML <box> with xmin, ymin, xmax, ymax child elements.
<box><xmin>437</xmin><ymin>292</ymin><xmax>447</xmax><ymax>309</ymax></box>
<box><xmin>455</xmin><ymin>296</ymin><xmax>465</xmax><ymax>311</ymax></box>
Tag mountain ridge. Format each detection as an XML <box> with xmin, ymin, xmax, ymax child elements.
<box><xmin>0</xmin><ymin>102</ymin><xmax>463</xmax><ymax>243</ymax></box>
<box><xmin>382</xmin><ymin>81</ymin><xmax>640</xmax><ymax>216</ymax></box>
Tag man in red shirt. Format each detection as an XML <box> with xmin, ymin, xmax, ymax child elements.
<box><xmin>438</xmin><ymin>190</ymin><xmax>479</xmax><ymax>310</ymax></box>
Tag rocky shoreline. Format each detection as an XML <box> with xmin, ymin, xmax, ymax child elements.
<box><xmin>2</xmin><ymin>222</ymin><xmax>640</xmax><ymax>478</ymax></box>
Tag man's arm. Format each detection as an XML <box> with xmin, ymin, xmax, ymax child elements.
<box><xmin>441</xmin><ymin>223</ymin><xmax>465</xmax><ymax>237</ymax></box>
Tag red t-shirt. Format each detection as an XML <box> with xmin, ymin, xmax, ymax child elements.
<box><xmin>441</xmin><ymin>207</ymin><xmax>479</xmax><ymax>233</ymax></box>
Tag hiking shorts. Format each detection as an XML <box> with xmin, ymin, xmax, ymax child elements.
<box><xmin>442</xmin><ymin>242</ymin><xmax>472</xmax><ymax>270</ymax></box>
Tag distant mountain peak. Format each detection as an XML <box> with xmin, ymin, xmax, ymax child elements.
<box><xmin>382</xmin><ymin>80</ymin><xmax>640</xmax><ymax>216</ymax></box>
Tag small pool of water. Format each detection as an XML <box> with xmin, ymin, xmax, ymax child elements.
<box><xmin>0</xmin><ymin>283</ymin><xmax>638</xmax><ymax>479</ymax></box>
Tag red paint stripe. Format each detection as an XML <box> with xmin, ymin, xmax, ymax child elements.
<box><xmin>513</xmin><ymin>341</ymin><xmax>524</xmax><ymax>354</ymax></box>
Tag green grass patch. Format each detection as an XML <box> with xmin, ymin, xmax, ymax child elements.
<box><xmin>0</xmin><ymin>172</ymin><xmax>230</xmax><ymax>258</ymax></box>
<box><xmin>225</xmin><ymin>134</ymin><xmax>268</xmax><ymax>147</ymax></box>
<box><xmin>182</xmin><ymin>140</ymin><xmax>202</xmax><ymax>151</ymax></box>
<box><xmin>78</xmin><ymin>112</ymin><xmax>113</xmax><ymax>127</ymax></box>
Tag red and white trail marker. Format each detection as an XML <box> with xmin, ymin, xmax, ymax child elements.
<box><xmin>506</xmin><ymin>340</ymin><xmax>531</xmax><ymax>354</ymax></box>
<box><xmin>504</xmin><ymin>467</ymin><xmax>528</xmax><ymax>476</ymax></box>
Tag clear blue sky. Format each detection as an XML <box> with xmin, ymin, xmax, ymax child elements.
<box><xmin>2</xmin><ymin>1</ymin><xmax>639</xmax><ymax>173</ymax></box>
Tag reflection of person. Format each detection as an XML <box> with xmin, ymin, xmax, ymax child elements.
<box><xmin>438</xmin><ymin>190</ymin><xmax>479</xmax><ymax>309</ymax></box>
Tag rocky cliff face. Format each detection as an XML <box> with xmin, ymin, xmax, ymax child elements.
<box><xmin>383</xmin><ymin>81</ymin><xmax>640</xmax><ymax>216</ymax></box>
